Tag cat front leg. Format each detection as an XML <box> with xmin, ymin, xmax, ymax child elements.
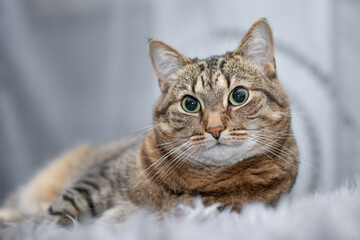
<box><xmin>47</xmin><ymin>163</ymin><xmax>119</xmax><ymax>225</ymax></box>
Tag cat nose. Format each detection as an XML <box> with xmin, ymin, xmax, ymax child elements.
<box><xmin>206</xmin><ymin>125</ymin><xmax>225</xmax><ymax>139</ymax></box>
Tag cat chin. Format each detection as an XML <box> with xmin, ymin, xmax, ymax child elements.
<box><xmin>197</xmin><ymin>141</ymin><xmax>259</xmax><ymax>167</ymax></box>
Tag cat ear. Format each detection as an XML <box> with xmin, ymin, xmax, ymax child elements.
<box><xmin>148</xmin><ymin>39</ymin><xmax>190</xmax><ymax>92</ymax></box>
<box><xmin>233</xmin><ymin>19</ymin><xmax>276</xmax><ymax>78</ymax></box>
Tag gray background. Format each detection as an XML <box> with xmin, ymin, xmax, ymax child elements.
<box><xmin>0</xmin><ymin>0</ymin><xmax>359</xmax><ymax>201</ymax></box>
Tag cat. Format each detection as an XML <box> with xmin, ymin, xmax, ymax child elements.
<box><xmin>0</xmin><ymin>18</ymin><xmax>298</xmax><ymax>226</ymax></box>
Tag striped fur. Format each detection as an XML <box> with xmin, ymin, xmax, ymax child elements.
<box><xmin>0</xmin><ymin>19</ymin><xmax>298</xmax><ymax>225</ymax></box>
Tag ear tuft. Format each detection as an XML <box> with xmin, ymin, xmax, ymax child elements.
<box><xmin>233</xmin><ymin>19</ymin><xmax>276</xmax><ymax>77</ymax></box>
<box><xmin>148</xmin><ymin>40</ymin><xmax>190</xmax><ymax>92</ymax></box>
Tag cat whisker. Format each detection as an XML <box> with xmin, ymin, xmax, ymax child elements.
<box><xmin>248</xmin><ymin>128</ymin><xmax>296</xmax><ymax>135</ymax></box>
<box><xmin>157</xmin><ymin>141</ymin><xmax>188</xmax><ymax>152</ymax></box>
<box><xmin>247</xmin><ymin>128</ymin><xmax>307</xmax><ymax>139</ymax></box>
<box><xmin>151</xmin><ymin>144</ymin><xmax>192</xmax><ymax>181</ymax></box>
<box><xmin>159</xmin><ymin>146</ymin><xmax>201</xmax><ymax>186</ymax></box>
<box><xmin>129</xmin><ymin>141</ymin><xmax>191</xmax><ymax>187</ymax></box>
<box><xmin>148</xmin><ymin>145</ymin><xmax>195</xmax><ymax>192</ymax></box>
<box><xmin>253</xmin><ymin>134</ymin><xmax>296</xmax><ymax>140</ymax></box>
<box><xmin>246</xmin><ymin>138</ymin><xmax>296</xmax><ymax>174</ymax></box>
<box><xmin>246</xmin><ymin>137</ymin><xmax>295</xmax><ymax>170</ymax></box>
<box><xmin>148</xmin><ymin>145</ymin><xmax>192</xmax><ymax>182</ymax></box>
<box><xmin>190</xmin><ymin>140</ymin><xmax>214</xmax><ymax>147</ymax></box>
<box><xmin>138</xmin><ymin>142</ymin><xmax>193</xmax><ymax>190</ymax></box>
<box><xmin>248</xmin><ymin>137</ymin><xmax>298</xmax><ymax>169</ymax></box>
<box><xmin>154</xmin><ymin>144</ymin><xmax>194</xmax><ymax>177</ymax></box>
<box><xmin>273</xmin><ymin>111</ymin><xmax>306</xmax><ymax>116</ymax></box>
<box><xmin>157</xmin><ymin>139</ymin><xmax>184</xmax><ymax>147</ymax></box>
<box><xmin>129</xmin><ymin>124</ymin><xmax>162</xmax><ymax>144</ymax></box>
<box><xmin>253</xmin><ymin>136</ymin><xmax>317</xmax><ymax>170</ymax></box>
<box><xmin>131</xmin><ymin>123</ymin><xmax>162</xmax><ymax>132</ymax></box>
<box><xmin>255</xmin><ymin>138</ymin><xmax>305</xmax><ymax>167</ymax></box>
<box><xmin>254</xmin><ymin>138</ymin><xmax>298</xmax><ymax>161</ymax></box>
<box><xmin>253</xmin><ymin>135</ymin><xmax>298</xmax><ymax>156</ymax></box>
<box><xmin>156</xmin><ymin>138</ymin><xmax>193</xmax><ymax>153</ymax></box>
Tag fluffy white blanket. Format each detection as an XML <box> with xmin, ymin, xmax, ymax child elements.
<box><xmin>2</xmin><ymin>179</ymin><xmax>360</xmax><ymax>240</ymax></box>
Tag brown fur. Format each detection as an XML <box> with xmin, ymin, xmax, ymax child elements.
<box><xmin>0</xmin><ymin>19</ymin><xmax>298</xmax><ymax>225</ymax></box>
<box><xmin>127</xmin><ymin>129</ymin><xmax>297</xmax><ymax>212</ymax></box>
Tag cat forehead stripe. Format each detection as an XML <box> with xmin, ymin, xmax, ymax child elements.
<box><xmin>192</xmin><ymin>57</ymin><xmax>229</xmax><ymax>92</ymax></box>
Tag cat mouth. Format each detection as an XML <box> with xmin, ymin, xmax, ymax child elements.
<box><xmin>206</xmin><ymin>141</ymin><xmax>232</xmax><ymax>150</ymax></box>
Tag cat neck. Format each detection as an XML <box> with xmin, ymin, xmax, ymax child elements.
<box><xmin>129</xmin><ymin>129</ymin><xmax>298</xmax><ymax>211</ymax></box>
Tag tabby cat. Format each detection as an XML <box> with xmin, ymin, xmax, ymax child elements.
<box><xmin>0</xmin><ymin>19</ymin><xmax>298</xmax><ymax>225</ymax></box>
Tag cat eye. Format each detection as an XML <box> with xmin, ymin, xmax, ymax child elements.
<box><xmin>229</xmin><ymin>87</ymin><xmax>249</xmax><ymax>106</ymax></box>
<box><xmin>181</xmin><ymin>96</ymin><xmax>201</xmax><ymax>113</ymax></box>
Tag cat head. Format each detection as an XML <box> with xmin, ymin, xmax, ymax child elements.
<box><xmin>148</xmin><ymin>19</ymin><xmax>291</xmax><ymax>167</ymax></box>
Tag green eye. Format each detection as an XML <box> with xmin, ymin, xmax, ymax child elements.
<box><xmin>182</xmin><ymin>96</ymin><xmax>200</xmax><ymax>113</ymax></box>
<box><xmin>229</xmin><ymin>87</ymin><xmax>249</xmax><ymax>106</ymax></box>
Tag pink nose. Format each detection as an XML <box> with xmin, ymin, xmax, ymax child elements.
<box><xmin>206</xmin><ymin>126</ymin><xmax>225</xmax><ymax>139</ymax></box>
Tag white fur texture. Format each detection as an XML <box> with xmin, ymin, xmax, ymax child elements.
<box><xmin>2</xmin><ymin>178</ymin><xmax>360</xmax><ymax>240</ymax></box>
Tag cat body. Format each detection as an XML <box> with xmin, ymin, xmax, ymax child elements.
<box><xmin>0</xmin><ymin>19</ymin><xmax>298</xmax><ymax>225</ymax></box>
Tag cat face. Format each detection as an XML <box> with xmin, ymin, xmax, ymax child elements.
<box><xmin>149</xmin><ymin>19</ymin><xmax>291</xmax><ymax>167</ymax></box>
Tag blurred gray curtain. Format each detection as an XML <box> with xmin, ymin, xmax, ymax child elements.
<box><xmin>0</xmin><ymin>0</ymin><xmax>156</xmax><ymax>199</ymax></box>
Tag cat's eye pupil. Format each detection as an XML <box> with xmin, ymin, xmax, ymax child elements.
<box><xmin>229</xmin><ymin>87</ymin><xmax>249</xmax><ymax>106</ymax></box>
<box><xmin>185</xmin><ymin>97</ymin><xmax>197</xmax><ymax>111</ymax></box>
<box><xmin>182</xmin><ymin>96</ymin><xmax>200</xmax><ymax>113</ymax></box>
<box><xmin>233</xmin><ymin>89</ymin><xmax>246</xmax><ymax>102</ymax></box>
